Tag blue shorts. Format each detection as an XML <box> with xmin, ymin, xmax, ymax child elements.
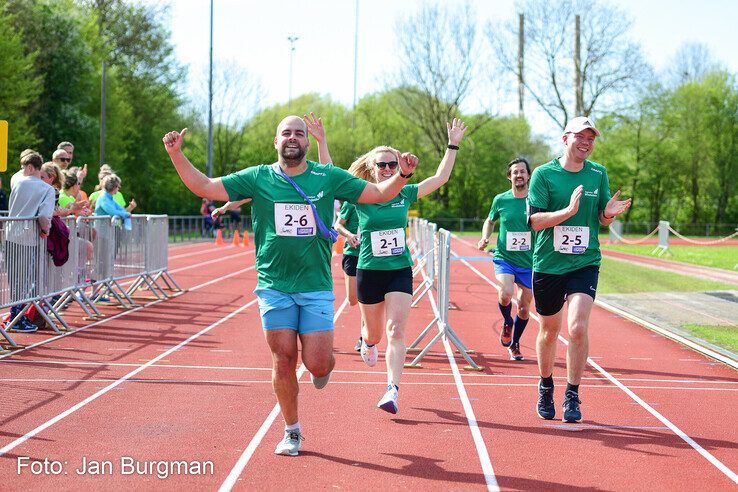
<box><xmin>255</xmin><ymin>288</ymin><xmax>334</xmax><ymax>334</ymax></box>
<box><xmin>493</xmin><ymin>259</ymin><xmax>533</xmax><ymax>290</ymax></box>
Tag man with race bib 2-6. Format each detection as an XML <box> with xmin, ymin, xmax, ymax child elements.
<box><xmin>527</xmin><ymin>117</ymin><xmax>631</xmax><ymax>423</ymax></box>
<box><xmin>162</xmin><ymin>115</ymin><xmax>417</xmax><ymax>457</ymax></box>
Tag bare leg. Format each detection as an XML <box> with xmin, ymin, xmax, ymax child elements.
<box><xmin>383</xmin><ymin>292</ymin><xmax>412</xmax><ymax>387</ymax></box>
<box><xmin>536</xmin><ymin>309</ymin><xmax>564</xmax><ymax>378</ymax></box>
<box><xmin>264</xmin><ymin>329</ymin><xmax>299</xmax><ymax>425</ymax></box>
<box><xmin>299</xmin><ymin>329</ymin><xmax>335</xmax><ymax>378</ymax></box>
<box><xmin>565</xmin><ymin>293</ymin><xmax>594</xmax><ymax>385</ymax></box>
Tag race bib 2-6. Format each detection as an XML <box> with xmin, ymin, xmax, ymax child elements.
<box><xmin>275</xmin><ymin>203</ymin><xmax>316</xmax><ymax>237</ymax></box>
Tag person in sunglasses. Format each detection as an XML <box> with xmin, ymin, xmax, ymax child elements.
<box><xmin>52</xmin><ymin>149</ymin><xmax>72</xmax><ymax>170</ymax></box>
<box><xmin>347</xmin><ymin>118</ymin><xmax>467</xmax><ymax>414</ymax></box>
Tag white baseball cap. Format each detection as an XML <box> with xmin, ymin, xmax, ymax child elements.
<box><xmin>563</xmin><ymin>116</ymin><xmax>601</xmax><ymax>137</ymax></box>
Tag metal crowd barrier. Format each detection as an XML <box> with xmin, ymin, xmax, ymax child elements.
<box><xmin>0</xmin><ymin>214</ymin><xmax>183</xmax><ymax>348</ymax></box>
<box><xmin>406</xmin><ymin>218</ymin><xmax>481</xmax><ymax>371</ymax></box>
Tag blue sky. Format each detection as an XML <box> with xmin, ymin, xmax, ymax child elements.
<box><xmin>147</xmin><ymin>0</ymin><xmax>738</xmax><ymax>139</ymax></box>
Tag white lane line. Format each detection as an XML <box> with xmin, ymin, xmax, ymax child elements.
<box><xmin>422</xmin><ymin>269</ymin><xmax>498</xmax><ymax>491</ymax></box>
<box><xmin>0</xmin><ymin>264</ymin><xmax>256</xmax><ymax>361</ymax></box>
<box><xmin>169</xmin><ymin>249</ymin><xmax>254</xmax><ymax>274</ymax></box>
<box><xmin>3</xmin><ymin>378</ymin><xmax>736</xmax><ymax>392</ymax></box>
<box><xmin>219</xmin><ymin>297</ymin><xmax>350</xmax><ymax>492</ymax></box>
<box><xmin>0</xmin><ymin>297</ymin><xmax>258</xmax><ymax>458</ymax></box>
<box><xmin>596</xmin><ymin>301</ymin><xmax>737</xmax><ymax>369</ymax></box>
<box><xmin>454</xmin><ymin>245</ymin><xmax>738</xmax><ymax>485</ymax></box>
<box><xmin>6</xmin><ymin>359</ymin><xmax>736</xmax><ymax>386</ymax></box>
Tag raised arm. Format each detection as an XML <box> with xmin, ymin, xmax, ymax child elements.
<box><xmin>163</xmin><ymin>128</ymin><xmax>230</xmax><ymax>201</ymax></box>
<box><xmin>304</xmin><ymin>112</ymin><xmax>332</xmax><ymax>164</ymax></box>
<box><xmin>357</xmin><ymin>151</ymin><xmax>418</xmax><ymax>203</ymax></box>
<box><xmin>417</xmin><ymin>118</ymin><xmax>467</xmax><ymax>199</ymax></box>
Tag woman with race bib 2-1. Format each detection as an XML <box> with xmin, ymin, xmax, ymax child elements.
<box><xmin>349</xmin><ymin>118</ymin><xmax>467</xmax><ymax>414</ymax></box>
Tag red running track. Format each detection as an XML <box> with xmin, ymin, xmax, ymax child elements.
<box><xmin>0</xmin><ymin>239</ymin><xmax>735</xmax><ymax>491</ymax></box>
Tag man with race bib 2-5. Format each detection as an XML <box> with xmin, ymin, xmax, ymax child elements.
<box><xmin>527</xmin><ymin>117</ymin><xmax>631</xmax><ymax>423</ymax></box>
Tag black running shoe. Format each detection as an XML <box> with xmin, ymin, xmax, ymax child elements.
<box><xmin>536</xmin><ymin>381</ymin><xmax>555</xmax><ymax>420</ymax></box>
<box><xmin>562</xmin><ymin>390</ymin><xmax>582</xmax><ymax>423</ymax></box>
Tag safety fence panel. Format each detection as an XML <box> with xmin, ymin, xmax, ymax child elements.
<box><xmin>45</xmin><ymin>218</ymin><xmax>80</xmax><ymax>296</ymax></box>
<box><xmin>112</xmin><ymin>216</ymin><xmax>147</xmax><ymax>281</ymax></box>
<box><xmin>81</xmin><ymin>216</ymin><xmax>116</xmax><ymax>287</ymax></box>
<box><xmin>1</xmin><ymin>214</ymin><xmax>182</xmax><ymax>348</ymax></box>
<box><xmin>1</xmin><ymin>218</ymin><xmax>46</xmax><ymax>309</ymax></box>
<box><xmin>145</xmin><ymin>215</ymin><xmax>169</xmax><ymax>273</ymax></box>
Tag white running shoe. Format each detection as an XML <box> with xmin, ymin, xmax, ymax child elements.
<box><xmin>274</xmin><ymin>429</ymin><xmax>303</xmax><ymax>456</ymax></box>
<box><xmin>377</xmin><ymin>384</ymin><xmax>399</xmax><ymax>414</ymax></box>
<box><xmin>310</xmin><ymin>371</ymin><xmax>331</xmax><ymax>389</ymax></box>
<box><xmin>360</xmin><ymin>340</ymin><xmax>378</xmax><ymax>367</ymax></box>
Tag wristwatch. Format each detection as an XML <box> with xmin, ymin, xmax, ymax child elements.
<box><xmin>399</xmin><ymin>171</ymin><xmax>413</xmax><ymax>179</ymax></box>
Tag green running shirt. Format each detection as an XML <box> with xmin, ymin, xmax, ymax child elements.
<box><xmin>355</xmin><ymin>185</ymin><xmax>418</xmax><ymax>271</ymax></box>
<box><xmin>527</xmin><ymin>158</ymin><xmax>611</xmax><ymax>275</ymax></box>
<box><xmin>338</xmin><ymin>201</ymin><xmax>360</xmax><ymax>257</ymax></box>
<box><xmin>487</xmin><ymin>189</ymin><xmax>532</xmax><ymax>269</ymax></box>
<box><xmin>222</xmin><ymin>161</ymin><xmax>367</xmax><ymax>292</ymax></box>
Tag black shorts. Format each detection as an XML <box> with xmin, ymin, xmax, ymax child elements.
<box><xmin>342</xmin><ymin>254</ymin><xmax>358</xmax><ymax>277</ymax></box>
<box><xmin>533</xmin><ymin>265</ymin><xmax>599</xmax><ymax>316</ymax></box>
<box><xmin>356</xmin><ymin>267</ymin><xmax>413</xmax><ymax>305</ymax></box>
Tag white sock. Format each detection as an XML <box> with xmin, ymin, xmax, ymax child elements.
<box><xmin>285</xmin><ymin>422</ymin><xmax>301</xmax><ymax>432</ymax></box>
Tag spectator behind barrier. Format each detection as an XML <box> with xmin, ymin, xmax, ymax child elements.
<box><xmin>94</xmin><ymin>174</ymin><xmax>135</xmax><ymax>230</ymax></box>
<box><xmin>89</xmin><ymin>164</ymin><xmax>133</xmax><ymax>211</ymax></box>
<box><xmin>6</xmin><ymin>150</ymin><xmax>56</xmax><ymax>332</ymax></box>
<box><xmin>41</xmin><ymin>162</ymin><xmax>84</xmax><ymax>218</ymax></box>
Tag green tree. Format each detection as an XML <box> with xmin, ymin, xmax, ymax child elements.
<box><xmin>0</xmin><ymin>7</ymin><xmax>40</xmax><ymax>164</ymax></box>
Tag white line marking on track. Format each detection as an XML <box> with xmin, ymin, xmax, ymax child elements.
<box><xmin>4</xmin><ymin>378</ymin><xmax>736</xmax><ymax>392</ymax></box>
<box><xmin>422</xmin><ymin>267</ymin><xmax>499</xmax><ymax>491</ymax></box>
<box><xmin>219</xmin><ymin>297</ymin><xmax>350</xmax><ymax>492</ymax></box>
<box><xmin>0</xmin><ymin>297</ymin><xmax>258</xmax><ymax>458</ymax></box>
<box><xmin>169</xmin><ymin>249</ymin><xmax>254</xmax><ymax>274</ymax></box>
<box><xmin>0</xmin><ymin>264</ymin><xmax>256</xmax><ymax>361</ymax></box>
<box><xmin>454</xmin><ymin>245</ymin><xmax>738</xmax><ymax>485</ymax></box>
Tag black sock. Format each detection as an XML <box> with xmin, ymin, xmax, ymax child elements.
<box><xmin>541</xmin><ymin>375</ymin><xmax>554</xmax><ymax>388</ymax></box>
<box><xmin>499</xmin><ymin>302</ymin><xmax>513</xmax><ymax>325</ymax></box>
<box><xmin>512</xmin><ymin>316</ymin><xmax>529</xmax><ymax>343</ymax></box>
<box><xmin>566</xmin><ymin>383</ymin><xmax>579</xmax><ymax>394</ymax></box>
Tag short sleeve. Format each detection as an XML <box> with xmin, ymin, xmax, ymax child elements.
<box><xmin>527</xmin><ymin>167</ymin><xmax>549</xmax><ymax>210</ymax></box>
<box><xmin>598</xmin><ymin>167</ymin><xmax>612</xmax><ymax>211</ymax></box>
<box><xmin>222</xmin><ymin>166</ymin><xmax>258</xmax><ymax>201</ymax></box>
<box><xmin>338</xmin><ymin>201</ymin><xmax>353</xmax><ymax>220</ymax></box>
<box><xmin>488</xmin><ymin>195</ymin><xmax>500</xmax><ymax>221</ymax></box>
<box><xmin>330</xmin><ymin>166</ymin><xmax>367</xmax><ymax>203</ymax></box>
<box><xmin>403</xmin><ymin>184</ymin><xmax>419</xmax><ymax>204</ymax></box>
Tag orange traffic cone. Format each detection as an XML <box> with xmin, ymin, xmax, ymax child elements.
<box><xmin>214</xmin><ymin>229</ymin><xmax>224</xmax><ymax>245</ymax></box>
<box><xmin>242</xmin><ymin>230</ymin><xmax>250</xmax><ymax>247</ymax></box>
<box><xmin>333</xmin><ymin>235</ymin><xmax>345</xmax><ymax>255</ymax></box>
<box><xmin>232</xmin><ymin>230</ymin><xmax>241</xmax><ymax>246</ymax></box>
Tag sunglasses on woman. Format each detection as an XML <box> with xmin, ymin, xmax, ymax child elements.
<box><xmin>375</xmin><ymin>161</ymin><xmax>398</xmax><ymax>169</ymax></box>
